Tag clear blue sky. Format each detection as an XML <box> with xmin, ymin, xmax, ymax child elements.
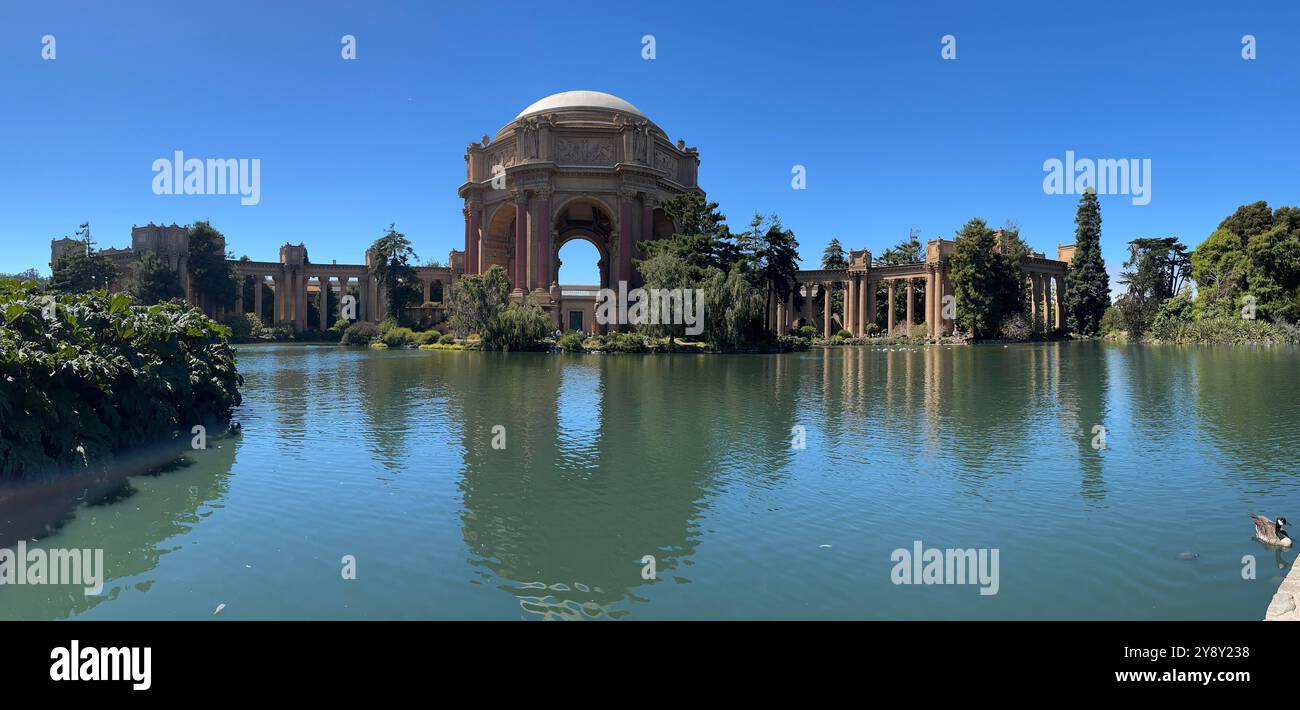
<box><xmin>2</xmin><ymin>0</ymin><xmax>1297</xmax><ymax>287</ymax></box>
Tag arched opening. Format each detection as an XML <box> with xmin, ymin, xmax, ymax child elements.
<box><xmin>557</xmin><ymin>238</ymin><xmax>601</xmax><ymax>287</ymax></box>
<box><xmin>555</xmin><ymin>235</ymin><xmax>607</xmax><ymax>335</ymax></box>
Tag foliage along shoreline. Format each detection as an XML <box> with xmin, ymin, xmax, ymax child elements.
<box><xmin>0</xmin><ymin>280</ymin><xmax>243</xmax><ymax>481</ymax></box>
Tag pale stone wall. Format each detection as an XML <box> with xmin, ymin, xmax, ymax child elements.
<box><xmin>1265</xmin><ymin>559</ymin><xmax>1300</xmax><ymax>620</ymax></box>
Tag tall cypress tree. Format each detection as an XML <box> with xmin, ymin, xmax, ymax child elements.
<box><xmin>1063</xmin><ymin>190</ymin><xmax>1111</xmax><ymax>335</ymax></box>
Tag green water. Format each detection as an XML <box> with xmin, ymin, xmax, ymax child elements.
<box><xmin>2</xmin><ymin>341</ymin><xmax>1297</xmax><ymax>620</ymax></box>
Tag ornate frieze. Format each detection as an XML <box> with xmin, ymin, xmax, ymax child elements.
<box><xmin>555</xmin><ymin>137</ymin><xmax>615</xmax><ymax>165</ymax></box>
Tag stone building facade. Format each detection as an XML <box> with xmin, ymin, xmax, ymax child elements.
<box><xmin>458</xmin><ymin>90</ymin><xmax>703</xmax><ymax>330</ymax></box>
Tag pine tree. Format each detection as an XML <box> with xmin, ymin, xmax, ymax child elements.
<box><xmin>948</xmin><ymin>218</ymin><xmax>1003</xmax><ymax>338</ymax></box>
<box><xmin>1063</xmin><ymin>191</ymin><xmax>1111</xmax><ymax>335</ymax></box>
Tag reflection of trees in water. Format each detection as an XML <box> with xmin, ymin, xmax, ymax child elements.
<box><xmin>445</xmin><ymin>353</ymin><xmax>803</xmax><ymax>619</ymax></box>
<box><xmin>1054</xmin><ymin>341</ymin><xmax>1112</xmax><ymax>501</ymax></box>
<box><xmin>0</xmin><ymin>434</ymin><xmax>239</xmax><ymax>620</ymax></box>
<box><xmin>1192</xmin><ymin>346</ymin><xmax>1300</xmax><ymax>488</ymax></box>
<box><xmin>937</xmin><ymin>345</ymin><xmax>1037</xmax><ymax>490</ymax></box>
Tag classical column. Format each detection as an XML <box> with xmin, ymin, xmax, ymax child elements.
<box><xmin>253</xmin><ymin>276</ymin><xmax>263</xmax><ymax>320</ymax></box>
<box><xmin>234</xmin><ymin>276</ymin><xmax>244</xmax><ymax>314</ymax></box>
<box><xmin>1030</xmin><ymin>272</ymin><xmax>1041</xmax><ymax>330</ymax></box>
<box><xmin>857</xmin><ymin>274</ymin><xmax>867</xmax><ymax>335</ymax></box>
<box><xmin>906</xmin><ymin>278</ymin><xmax>915</xmax><ymax>333</ymax></box>
<box><xmin>941</xmin><ymin>269</ymin><xmax>953</xmax><ymax>336</ymax></box>
<box><xmin>784</xmin><ymin>289</ymin><xmax>793</xmax><ymax>334</ymax></box>
<box><xmin>1040</xmin><ymin>270</ymin><xmax>1050</xmax><ymax>331</ymax></box>
<box><xmin>823</xmin><ymin>283</ymin><xmax>833</xmax><ymax>338</ymax></box>
<box><xmin>297</xmin><ymin>270</ymin><xmax>308</xmax><ymax>332</ymax></box>
<box><xmin>866</xmin><ymin>278</ymin><xmax>876</xmax><ymax>331</ymax></box>
<box><xmin>463</xmin><ymin>207</ymin><xmax>472</xmax><ymax>274</ymax></box>
<box><xmin>513</xmin><ymin>191</ymin><xmax>528</xmax><ymax>294</ymax></box>
<box><xmin>533</xmin><ymin>188</ymin><xmax>551</xmax><ymax>291</ymax></box>
<box><xmin>641</xmin><ymin>194</ymin><xmax>655</xmax><ymax>276</ymax></box>
<box><xmin>887</xmin><ymin>280</ymin><xmax>896</xmax><ymax>335</ymax></box>
<box><xmin>926</xmin><ymin>269</ymin><xmax>935</xmax><ymax>338</ymax></box>
<box><xmin>319</xmin><ymin>277</ymin><xmax>329</xmax><ymax>328</ymax></box>
<box><xmin>1054</xmin><ymin>274</ymin><xmax>1066</xmax><ymax>332</ymax></box>
<box><xmin>619</xmin><ymin>190</ymin><xmax>635</xmax><ymax>287</ymax></box>
<box><xmin>842</xmin><ymin>273</ymin><xmax>852</xmax><ymax>335</ymax></box>
<box><xmin>468</xmin><ymin>202</ymin><xmax>481</xmax><ymax>275</ymax></box>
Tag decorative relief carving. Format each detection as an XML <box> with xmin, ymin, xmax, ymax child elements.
<box><xmin>487</xmin><ymin>149</ymin><xmax>516</xmax><ymax>174</ymax></box>
<box><xmin>654</xmin><ymin>150</ymin><xmax>678</xmax><ymax>176</ymax></box>
<box><xmin>555</xmin><ymin>137</ymin><xmax>614</xmax><ymax>165</ymax></box>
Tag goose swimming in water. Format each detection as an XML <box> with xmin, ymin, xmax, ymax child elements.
<box><xmin>1250</xmin><ymin>514</ymin><xmax>1292</xmax><ymax>547</ymax></box>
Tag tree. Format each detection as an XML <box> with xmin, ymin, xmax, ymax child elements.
<box><xmin>132</xmin><ymin>251</ymin><xmax>184</xmax><ymax>304</ymax></box>
<box><xmin>368</xmin><ymin>224</ymin><xmax>421</xmax><ymax>322</ymax></box>
<box><xmin>872</xmin><ymin>230</ymin><xmax>925</xmax><ymax>329</ymax></box>
<box><xmin>187</xmin><ymin>221</ymin><xmax>237</xmax><ymax>311</ymax></box>
<box><xmin>738</xmin><ymin>213</ymin><xmax>800</xmax><ymax>333</ymax></box>
<box><xmin>948</xmin><ymin>218</ymin><xmax>1004</xmax><ymax>338</ymax></box>
<box><xmin>638</xmin><ymin>193</ymin><xmax>736</xmax><ymax>280</ymax></box>
<box><xmin>49</xmin><ymin>246</ymin><xmax>118</xmax><ymax>294</ymax></box>
<box><xmin>820</xmin><ymin>238</ymin><xmax>847</xmax><ymax>269</ymax></box>
<box><xmin>636</xmin><ymin>252</ymin><xmax>695</xmax><ymax>338</ymax></box>
<box><xmin>1117</xmin><ymin>237</ymin><xmax>1191</xmax><ymax>336</ymax></box>
<box><xmin>480</xmin><ymin>298</ymin><xmax>553</xmax><ymax>351</ymax></box>
<box><xmin>0</xmin><ymin>268</ymin><xmax>48</xmax><ymax>288</ymax></box>
<box><xmin>1063</xmin><ymin>191</ymin><xmax>1111</xmax><ymax>335</ymax></box>
<box><xmin>446</xmin><ymin>264</ymin><xmax>511</xmax><ymax>338</ymax></box>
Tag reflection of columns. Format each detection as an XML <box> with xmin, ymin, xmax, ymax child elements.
<box><xmin>823</xmin><ymin>282</ymin><xmax>832</xmax><ymax>338</ymax></box>
<box><xmin>846</xmin><ymin>276</ymin><xmax>857</xmax><ymax>336</ymax></box>
<box><xmin>906</xmin><ymin>278</ymin><xmax>914</xmax><ymax>332</ymax></box>
<box><xmin>253</xmin><ymin>276</ymin><xmax>263</xmax><ymax>319</ymax></box>
<box><xmin>887</xmin><ymin>280</ymin><xmax>896</xmax><ymax>335</ymax></box>
<box><xmin>513</xmin><ymin>191</ymin><xmax>528</xmax><ymax>293</ymax></box>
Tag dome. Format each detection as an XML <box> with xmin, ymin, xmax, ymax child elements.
<box><xmin>515</xmin><ymin>91</ymin><xmax>646</xmax><ymax>119</ymax></box>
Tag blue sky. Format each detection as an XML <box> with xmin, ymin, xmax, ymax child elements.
<box><xmin>2</xmin><ymin>0</ymin><xmax>1297</xmax><ymax>287</ymax></box>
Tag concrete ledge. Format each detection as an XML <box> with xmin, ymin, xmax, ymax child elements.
<box><xmin>1265</xmin><ymin>557</ymin><xmax>1300</xmax><ymax>620</ymax></box>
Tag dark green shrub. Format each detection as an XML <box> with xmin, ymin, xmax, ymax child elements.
<box><xmin>0</xmin><ymin>281</ymin><xmax>242</xmax><ymax>479</ymax></box>
<box><xmin>480</xmin><ymin>300</ymin><xmax>552</xmax><ymax>351</ymax></box>
<box><xmin>438</xmin><ymin>333</ymin><xmax>456</xmax><ymax>345</ymax></box>
<box><xmin>381</xmin><ymin>327</ymin><xmax>416</xmax><ymax>348</ymax></box>
<box><xmin>341</xmin><ymin>321</ymin><xmax>380</xmax><ymax>346</ymax></box>
<box><xmin>222</xmin><ymin>312</ymin><xmax>264</xmax><ymax>341</ymax></box>
<box><xmin>836</xmin><ymin>328</ymin><xmax>853</xmax><ymax>339</ymax></box>
<box><xmin>557</xmin><ymin>331</ymin><xmax>585</xmax><ymax>352</ymax></box>
<box><xmin>799</xmin><ymin>325</ymin><xmax>817</xmax><ymax>338</ymax></box>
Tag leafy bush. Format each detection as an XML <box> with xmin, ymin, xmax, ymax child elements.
<box><xmin>1099</xmin><ymin>306</ymin><xmax>1125</xmax><ymax>336</ymax></box>
<box><xmin>222</xmin><ymin>312</ymin><xmax>264</xmax><ymax>341</ymax></box>
<box><xmin>775</xmin><ymin>334</ymin><xmax>811</xmax><ymax>352</ymax></box>
<box><xmin>1150</xmin><ymin>290</ymin><xmax>1195</xmax><ymax>341</ymax></box>
<box><xmin>1153</xmin><ymin>316</ymin><xmax>1299</xmax><ymax>345</ymax></box>
<box><xmin>480</xmin><ymin>300</ymin><xmax>552</xmax><ymax>351</ymax></box>
<box><xmin>381</xmin><ymin>327</ymin><xmax>417</xmax><ymax>348</ymax></box>
<box><xmin>556</xmin><ymin>331</ymin><xmax>585</xmax><ymax>352</ymax></box>
<box><xmin>997</xmin><ymin>312</ymin><xmax>1032</xmax><ymax>341</ymax></box>
<box><xmin>0</xmin><ymin>281</ymin><xmax>242</xmax><ymax>479</ymax></box>
<box><xmin>341</xmin><ymin>321</ymin><xmax>380</xmax><ymax>346</ymax></box>
<box><xmin>377</xmin><ymin>317</ymin><xmax>400</xmax><ymax>336</ymax></box>
<box><xmin>799</xmin><ymin>325</ymin><xmax>817</xmax><ymax>338</ymax></box>
<box><xmin>438</xmin><ymin>333</ymin><xmax>456</xmax><ymax>345</ymax></box>
<box><xmin>866</xmin><ymin>323</ymin><xmax>880</xmax><ymax>336</ymax></box>
<box><xmin>332</xmin><ymin>318</ymin><xmax>352</xmax><ymax>331</ymax></box>
<box><xmin>836</xmin><ymin>328</ymin><xmax>854</xmax><ymax>339</ymax></box>
<box><xmin>414</xmin><ymin>330</ymin><xmax>442</xmax><ymax>346</ymax></box>
<box><xmin>582</xmin><ymin>332</ymin><xmax>649</xmax><ymax>353</ymax></box>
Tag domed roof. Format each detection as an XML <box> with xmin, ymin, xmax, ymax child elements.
<box><xmin>515</xmin><ymin>91</ymin><xmax>646</xmax><ymax>119</ymax></box>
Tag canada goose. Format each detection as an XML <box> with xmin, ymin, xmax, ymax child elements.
<box><xmin>1250</xmin><ymin>514</ymin><xmax>1292</xmax><ymax>547</ymax></box>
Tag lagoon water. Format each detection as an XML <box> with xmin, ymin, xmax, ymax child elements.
<box><xmin>2</xmin><ymin>341</ymin><xmax>1297</xmax><ymax>620</ymax></box>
